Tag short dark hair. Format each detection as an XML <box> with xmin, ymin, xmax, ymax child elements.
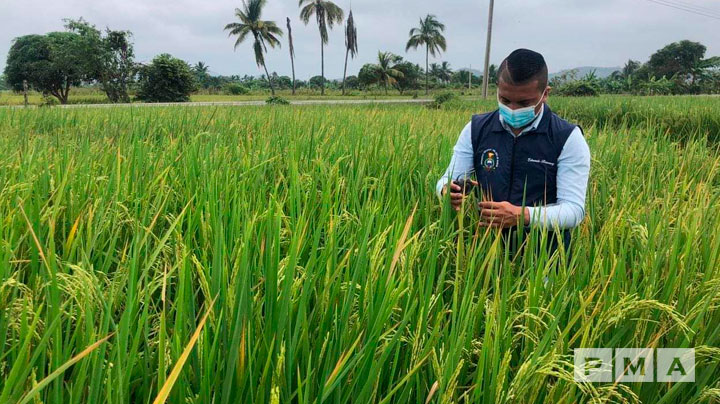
<box><xmin>497</xmin><ymin>49</ymin><xmax>548</xmax><ymax>90</ymax></box>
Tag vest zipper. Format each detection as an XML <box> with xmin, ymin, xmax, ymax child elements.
<box><xmin>506</xmin><ymin>136</ymin><xmax>518</xmax><ymax>201</ymax></box>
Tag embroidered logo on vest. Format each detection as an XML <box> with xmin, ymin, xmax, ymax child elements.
<box><xmin>481</xmin><ymin>149</ymin><xmax>498</xmax><ymax>171</ymax></box>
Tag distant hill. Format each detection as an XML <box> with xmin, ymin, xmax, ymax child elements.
<box><xmin>456</xmin><ymin>66</ymin><xmax>621</xmax><ymax>79</ymax></box>
<box><xmin>549</xmin><ymin>66</ymin><xmax>621</xmax><ymax>79</ymax></box>
<box><xmin>456</xmin><ymin>68</ymin><xmax>483</xmax><ymax>76</ymax></box>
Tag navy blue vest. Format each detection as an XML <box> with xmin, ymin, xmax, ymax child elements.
<box><xmin>471</xmin><ymin>104</ymin><xmax>582</xmax><ymax>251</ymax></box>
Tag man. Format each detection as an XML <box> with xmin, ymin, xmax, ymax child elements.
<box><xmin>437</xmin><ymin>48</ymin><xmax>591</xmax><ymax>252</ymax></box>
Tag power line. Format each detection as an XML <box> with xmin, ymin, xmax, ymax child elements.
<box><xmin>642</xmin><ymin>0</ymin><xmax>720</xmax><ymax>20</ymax></box>
<box><xmin>663</xmin><ymin>0</ymin><xmax>720</xmax><ymax>15</ymax></box>
<box><xmin>645</xmin><ymin>0</ymin><xmax>720</xmax><ymax>18</ymax></box>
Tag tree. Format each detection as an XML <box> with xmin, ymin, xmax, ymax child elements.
<box><xmin>487</xmin><ymin>64</ymin><xmax>498</xmax><ymax>85</ymax></box>
<box><xmin>225</xmin><ymin>0</ymin><xmax>283</xmax><ymax>95</ymax></box>
<box><xmin>342</xmin><ymin>10</ymin><xmax>358</xmax><ymax>95</ymax></box>
<box><xmin>63</xmin><ymin>18</ymin><xmax>136</xmax><ymax>103</ymax></box>
<box><xmin>691</xmin><ymin>56</ymin><xmax>720</xmax><ymax>90</ymax></box>
<box><xmin>431</xmin><ymin>61</ymin><xmax>452</xmax><ymax>84</ymax></box>
<box><xmin>394</xmin><ymin>61</ymin><xmax>421</xmax><ymax>94</ymax></box>
<box><xmin>136</xmin><ymin>54</ymin><xmax>197</xmax><ymax>102</ymax></box>
<box><xmin>299</xmin><ymin>0</ymin><xmax>344</xmax><ymax>96</ymax></box>
<box><xmin>451</xmin><ymin>70</ymin><xmax>481</xmax><ymax>87</ymax></box>
<box><xmin>309</xmin><ymin>75</ymin><xmax>325</xmax><ymax>89</ymax></box>
<box><xmin>406</xmin><ymin>14</ymin><xmax>446</xmax><ymax>95</ymax></box>
<box><xmin>194</xmin><ymin>61</ymin><xmax>209</xmax><ymax>75</ymax></box>
<box><xmin>373</xmin><ymin>52</ymin><xmax>404</xmax><ymax>94</ymax></box>
<box><xmin>193</xmin><ymin>62</ymin><xmax>211</xmax><ymax>89</ymax></box>
<box><xmin>556</xmin><ymin>80</ymin><xmax>599</xmax><ymax>96</ymax></box>
<box><xmin>286</xmin><ymin>17</ymin><xmax>296</xmax><ymax>95</ymax></box>
<box><xmin>358</xmin><ymin>63</ymin><xmax>378</xmax><ymax>89</ymax></box>
<box><xmin>343</xmin><ymin>75</ymin><xmax>359</xmax><ymax>90</ymax></box>
<box><xmin>4</xmin><ymin>33</ymin><xmax>84</xmax><ymax>104</ymax></box>
<box><xmin>274</xmin><ymin>74</ymin><xmax>293</xmax><ymax>89</ymax></box>
<box><xmin>100</xmin><ymin>30</ymin><xmax>135</xmax><ymax>102</ymax></box>
<box><xmin>622</xmin><ymin>59</ymin><xmax>641</xmax><ymax>78</ymax></box>
<box><xmin>647</xmin><ymin>40</ymin><xmax>707</xmax><ymax>84</ymax></box>
<box><xmin>549</xmin><ymin>68</ymin><xmax>579</xmax><ymax>88</ymax></box>
<box><xmin>0</xmin><ymin>74</ymin><xmax>7</xmax><ymax>91</ymax></box>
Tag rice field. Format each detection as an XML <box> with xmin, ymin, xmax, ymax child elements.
<box><xmin>1</xmin><ymin>96</ymin><xmax>719</xmax><ymax>403</ymax></box>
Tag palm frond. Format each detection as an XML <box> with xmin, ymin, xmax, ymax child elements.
<box><xmin>246</xmin><ymin>0</ymin><xmax>266</xmax><ymax>21</ymax></box>
<box><xmin>264</xmin><ymin>31</ymin><xmax>282</xmax><ymax>48</ymax></box>
<box><xmin>345</xmin><ymin>10</ymin><xmax>358</xmax><ymax>58</ymax></box>
<box><xmin>224</xmin><ymin>22</ymin><xmax>246</xmax><ymax>35</ymax></box>
<box><xmin>232</xmin><ymin>29</ymin><xmax>252</xmax><ymax>50</ymax></box>
<box><xmin>299</xmin><ymin>4</ymin><xmax>315</xmax><ymax>24</ymax></box>
<box><xmin>406</xmin><ymin>36</ymin><xmax>422</xmax><ymax>52</ymax></box>
<box><xmin>322</xmin><ymin>1</ymin><xmax>345</xmax><ymax>27</ymax></box>
<box><xmin>253</xmin><ymin>38</ymin><xmax>265</xmax><ymax>67</ymax></box>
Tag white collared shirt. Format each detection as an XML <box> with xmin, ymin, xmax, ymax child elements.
<box><xmin>436</xmin><ymin>104</ymin><xmax>591</xmax><ymax>229</ymax></box>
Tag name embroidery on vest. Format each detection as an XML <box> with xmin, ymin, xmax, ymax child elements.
<box><xmin>527</xmin><ymin>157</ymin><xmax>555</xmax><ymax>167</ymax></box>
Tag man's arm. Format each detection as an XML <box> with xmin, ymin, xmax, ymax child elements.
<box><xmin>526</xmin><ymin>127</ymin><xmax>591</xmax><ymax>229</ymax></box>
<box><xmin>436</xmin><ymin>121</ymin><xmax>475</xmax><ymax>199</ymax></box>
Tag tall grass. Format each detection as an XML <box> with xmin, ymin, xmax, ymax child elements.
<box><xmin>0</xmin><ymin>99</ymin><xmax>719</xmax><ymax>403</ymax></box>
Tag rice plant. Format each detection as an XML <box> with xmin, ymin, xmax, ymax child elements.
<box><xmin>0</xmin><ymin>97</ymin><xmax>719</xmax><ymax>403</ymax></box>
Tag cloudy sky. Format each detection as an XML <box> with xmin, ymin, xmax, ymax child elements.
<box><xmin>1</xmin><ymin>0</ymin><xmax>719</xmax><ymax>79</ymax></box>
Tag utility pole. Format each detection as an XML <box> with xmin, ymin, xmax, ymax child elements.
<box><xmin>22</xmin><ymin>80</ymin><xmax>28</xmax><ymax>107</ymax></box>
<box><xmin>482</xmin><ymin>0</ymin><xmax>494</xmax><ymax>99</ymax></box>
<box><xmin>468</xmin><ymin>64</ymin><xmax>472</xmax><ymax>91</ymax></box>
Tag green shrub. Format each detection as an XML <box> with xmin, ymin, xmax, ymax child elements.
<box><xmin>136</xmin><ymin>54</ymin><xmax>197</xmax><ymax>103</ymax></box>
<box><xmin>556</xmin><ymin>81</ymin><xmax>599</xmax><ymax>97</ymax></box>
<box><xmin>39</xmin><ymin>94</ymin><xmax>59</xmax><ymax>107</ymax></box>
<box><xmin>224</xmin><ymin>83</ymin><xmax>249</xmax><ymax>95</ymax></box>
<box><xmin>426</xmin><ymin>91</ymin><xmax>458</xmax><ymax>109</ymax></box>
<box><xmin>265</xmin><ymin>96</ymin><xmax>290</xmax><ymax>105</ymax></box>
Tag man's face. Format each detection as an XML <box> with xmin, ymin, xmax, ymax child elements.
<box><xmin>497</xmin><ymin>79</ymin><xmax>549</xmax><ymax>115</ymax></box>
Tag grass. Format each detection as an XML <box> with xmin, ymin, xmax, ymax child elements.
<box><xmin>0</xmin><ymin>88</ymin><xmax>455</xmax><ymax>106</ymax></box>
<box><xmin>0</xmin><ymin>97</ymin><xmax>719</xmax><ymax>403</ymax></box>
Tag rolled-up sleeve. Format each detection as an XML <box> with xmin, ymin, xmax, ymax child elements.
<box><xmin>526</xmin><ymin>127</ymin><xmax>591</xmax><ymax>229</ymax></box>
<box><xmin>436</xmin><ymin>122</ymin><xmax>475</xmax><ymax>199</ymax></box>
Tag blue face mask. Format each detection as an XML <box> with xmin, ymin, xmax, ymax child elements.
<box><xmin>497</xmin><ymin>94</ymin><xmax>544</xmax><ymax>129</ymax></box>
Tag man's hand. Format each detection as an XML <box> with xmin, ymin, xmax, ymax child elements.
<box><xmin>478</xmin><ymin>201</ymin><xmax>531</xmax><ymax>228</ymax></box>
<box><xmin>442</xmin><ymin>180</ymin><xmax>478</xmax><ymax>211</ymax></box>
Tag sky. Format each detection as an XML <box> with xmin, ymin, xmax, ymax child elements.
<box><xmin>1</xmin><ymin>0</ymin><xmax>719</xmax><ymax>80</ymax></box>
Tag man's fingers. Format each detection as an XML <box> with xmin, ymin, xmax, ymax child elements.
<box><xmin>450</xmin><ymin>192</ymin><xmax>464</xmax><ymax>200</ymax></box>
<box><xmin>478</xmin><ymin>201</ymin><xmax>501</xmax><ymax>209</ymax></box>
<box><xmin>470</xmin><ymin>180</ymin><xmax>479</xmax><ymax>186</ymax></box>
<box><xmin>449</xmin><ymin>183</ymin><xmax>462</xmax><ymax>192</ymax></box>
<box><xmin>480</xmin><ymin>209</ymin><xmax>498</xmax><ymax>218</ymax></box>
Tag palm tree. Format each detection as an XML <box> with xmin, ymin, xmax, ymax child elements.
<box><xmin>225</xmin><ymin>0</ymin><xmax>283</xmax><ymax>95</ymax></box>
<box><xmin>487</xmin><ymin>63</ymin><xmax>498</xmax><ymax>84</ymax></box>
<box><xmin>438</xmin><ymin>61</ymin><xmax>452</xmax><ymax>84</ymax></box>
<box><xmin>374</xmin><ymin>51</ymin><xmax>404</xmax><ymax>94</ymax></box>
<box><xmin>342</xmin><ymin>10</ymin><xmax>358</xmax><ymax>95</ymax></box>
<box><xmin>406</xmin><ymin>14</ymin><xmax>447</xmax><ymax>95</ymax></box>
<box><xmin>194</xmin><ymin>62</ymin><xmax>209</xmax><ymax>75</ymax></box>
<box><xmin>193</xmin><ymin>62</ymin><xmax>210</xmax><ymax>90</ymax></box>
<box><xmin>622</xmin><ymin>60</ymin><xmax>641</xmax><ymax>78</ymax></box>
<box><xmin>286</xmin><ymin>17</ymin><xmax>296</xmax><ymax>95</ymax></box>
<box><xmin>299</xmin><ymin>0</ymin><xmax>344</xmax><ymax>95</ymax></box>
<box><xmin>429</xmin><ymin>63</ymin><xmax>441</xmax><ymax>83</ymax></box>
